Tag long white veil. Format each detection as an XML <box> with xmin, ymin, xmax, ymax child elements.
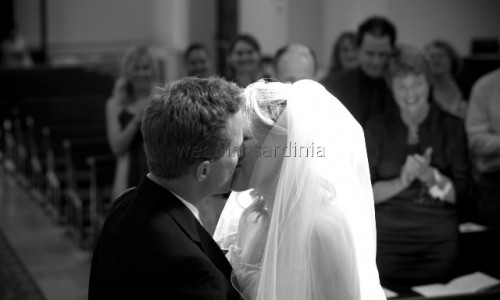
<box><xmin>214</xmin><ymin>80</ymin><xmax>385</xmax><ymax>300</ymax></box>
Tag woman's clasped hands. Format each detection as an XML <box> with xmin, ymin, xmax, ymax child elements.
<box><xmin>400</xmin><ymin>147</ymin><xmax>435</xmax><ymax>188</ymax></box>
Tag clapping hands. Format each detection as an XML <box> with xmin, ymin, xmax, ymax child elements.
<box><xmin>400</xmin><ymin>147</ymin><xmax>435</xmax><ymax>188</ymax></box>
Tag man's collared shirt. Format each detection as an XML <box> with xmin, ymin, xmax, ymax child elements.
<box><xmin>147</xmin><ymin>173</ymin><xmax>202</xmax><ymax>223</ymax></box>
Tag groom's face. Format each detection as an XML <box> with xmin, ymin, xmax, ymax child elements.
<box><xmin>230</xmin><ymin>118</ymin><xmax>269</xmax><ymax>192</ymax></box>
<box><xmin>204</xmin><ymin>110</ymin><xmax>244</xmax><ymax>194</ymax></box>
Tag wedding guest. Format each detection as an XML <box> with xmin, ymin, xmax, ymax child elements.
<box><xmin>184</xmin><ymin>43</ymin><xmax>213</xmax><ymax>78</ymax></box>
<box><xmin>321</xmin><ymin>16</ymin><xmax>397</xmax><ymax>127</ymax></box>
<box><xmin>274</xmin><ymin>43</ymin><xmax>316</xmax><ymax>83</ymax></box>
<box><xmin>260</xmin><ymin>55</ymin><xmax>275</xmax><ymax>80</ymax></box>
<box><xmin>106</xmin><ymin>45</ymin><xmax>159</xmax><ymax>199</ymax></box>
<box><xmin>1</xmin><ymin>29</ymin><xmax>33</xmax><ymax>68</ymax></box>
<box><xmin>366</xmin><ymin>45</ymin><xmax>469</xmax><ymax>286</ymax></box>
<box><xmin>466</xmin><ymin>67</ymin><xmax>500</xmax><ymax>229</ymax></box>
<box><xmin>90</xmin><ymin>77</ymin><xmax>244</xmax><ymax>299</ymax></box>
<box><xmin>226</xmin><ymin>34</ymin><xmax>262</xmax><ymax>87</ymax></box>
<box><xmin>425</xmin><ymin>40</ymin><xmax>467</xmax><ymax>118</ymax></box>
<box><xmin>326</xmin><ymin>31</ymin><xmax>358</xmax><ymax>75</ymax></box>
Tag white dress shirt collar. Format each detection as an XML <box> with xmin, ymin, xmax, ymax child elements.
<box><xmin>171</xmin><ymin>191</ymin><xmax>201</xmax><ymax>224</ymax></box>
<box><xmin>147</xmin><ymin>173</ymin><xmax>202</xmax><ymax>223</ymax></box>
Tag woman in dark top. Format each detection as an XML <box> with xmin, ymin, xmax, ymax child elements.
<box><xmin>365</xmin><ymin>44</ymin><xmax>469</xmax><ymax>286</ymax></box>
<box><xmin>106</xmin><ymin>45</ymin><xmax>160</xmax><ymax>199</ymax></box>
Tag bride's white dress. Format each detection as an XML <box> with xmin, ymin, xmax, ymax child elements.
<box><xmin>227</xmin><ymin>198</ymin><xmax>359</xmax><ymax>300</ymax></box>
<box><xmin>227</xmin><ymin>208</ymin><xmax>269</xmax><ymax>300</ymax></box>
<box><xmin>215</xmin><ymin>80</ymin><xmax>386</xmax><ymax>300</ymax></box>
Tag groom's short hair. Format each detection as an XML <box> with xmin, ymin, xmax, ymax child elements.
<box><xmin>142</xmin><ymin>76</ymin><xmax>243</xmax><ymax>179</ymax></box>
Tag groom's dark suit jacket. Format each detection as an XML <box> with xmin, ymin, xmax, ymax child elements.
<box><xmin>88</xmin><ymin>177</ymin><xmax>239</xmax><ymax>300</ymax></box>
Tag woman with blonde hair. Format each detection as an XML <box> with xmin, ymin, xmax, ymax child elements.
<box><xmin>106</xmin><ymin>45</ymin><xmax>160</xmax><ymax>199</ymax></box>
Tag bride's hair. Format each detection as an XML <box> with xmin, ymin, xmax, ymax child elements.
<box><xmin>243</xmin><ymin>80</ymin><xmax>288</xmax><ymax>220</ymax></box>
<box><xmin>245</xmin><ymin>81</ymin><xmax>288</xmax><ymax>129</ymax></box>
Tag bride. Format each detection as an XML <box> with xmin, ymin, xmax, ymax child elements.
<box><xmin>214</xmin><ymin>80</ymin><xmax>386</xmax><ymax>300</ymax></box>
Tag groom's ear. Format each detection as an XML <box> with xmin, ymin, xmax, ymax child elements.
<box><xmin>195</xmin><ymin>160</ymin><xmax>210</xmax><ymax>182</ymax></box>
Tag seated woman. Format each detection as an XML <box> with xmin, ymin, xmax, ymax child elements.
<box><xmin>365</xmin><ymin>44</ymin><xmax>470</xmax><ymax>286</ymax></box>
<box><xmin>425</xmin><ymin>40</ymin><xmax>467</xmax><ymax>118</ymax></box>
<box><xmin>106</xmin><ymin>45</ymin><xmax>160</xmax><ymax>199</ymax></box>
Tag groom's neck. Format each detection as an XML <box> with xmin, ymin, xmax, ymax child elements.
<box><xmin>148</xmin><ymin>173</ymin><xmax>202</xmax><ymax>207</ymax></box>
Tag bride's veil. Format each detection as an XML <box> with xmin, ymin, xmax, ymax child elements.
<box><xmin>214</xmin><ymin>80</ymin><xmax>385</xmax><ymax>300</ymax></box>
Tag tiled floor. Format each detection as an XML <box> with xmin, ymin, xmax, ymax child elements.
<box><xmin>0</xmin><ymin>168</ymin><xmax>91</xmax><ymax>300</ymax></box>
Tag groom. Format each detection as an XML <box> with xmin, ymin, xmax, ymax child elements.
<box><xmin>88</xmin><ymin>77</ymin><xmax>244</xmax><ymax>299</ymax></box>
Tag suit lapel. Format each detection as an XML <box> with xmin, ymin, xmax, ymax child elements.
<box><xmin>195</xmin><ymin>221</ymin><xmax>233</xmax><ymax>278</ymax></box>
<box><xmin>136</xmin><ymin>177</ymin><xmax>232</xmax><ymax>278</ymax></box>
<box><xmin>138</xmin><ymin>177</ymin><xmax>201</xmax><ymax>243</ymax></box>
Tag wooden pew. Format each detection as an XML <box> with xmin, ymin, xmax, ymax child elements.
<box><xmin>62</xmin><ymin>136</ymin><xmax>111</xmax><ymax>248</ymax></box>
<box><xmin>21</xmin><ymin>95</ymin><xmax>110</xmax><ymax>227</ymax></box>
<box><xmin>87</xmin><ymin>154</ymin><xmax>116</xmax><ymax>247</ymax></box>
<box><xmin>1</xmin><ymin>67</ymin><xmax>115</xmax><ymax>248</ymax></box>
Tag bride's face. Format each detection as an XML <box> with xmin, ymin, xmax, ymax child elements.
<box><xmin>230</xmin><ymin>117</ymin><xmax>281</xmax><ymax>192</ymax></box>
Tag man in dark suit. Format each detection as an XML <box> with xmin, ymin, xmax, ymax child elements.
<box><xmin>322</xmin><ymin>16</ymin><xmax>398</xmax><ymax>127</ymax></box>
<box><xmin>89</xmin><ymin>77</ymin><xmax>244</xmax><ymax>299</ymax></box>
